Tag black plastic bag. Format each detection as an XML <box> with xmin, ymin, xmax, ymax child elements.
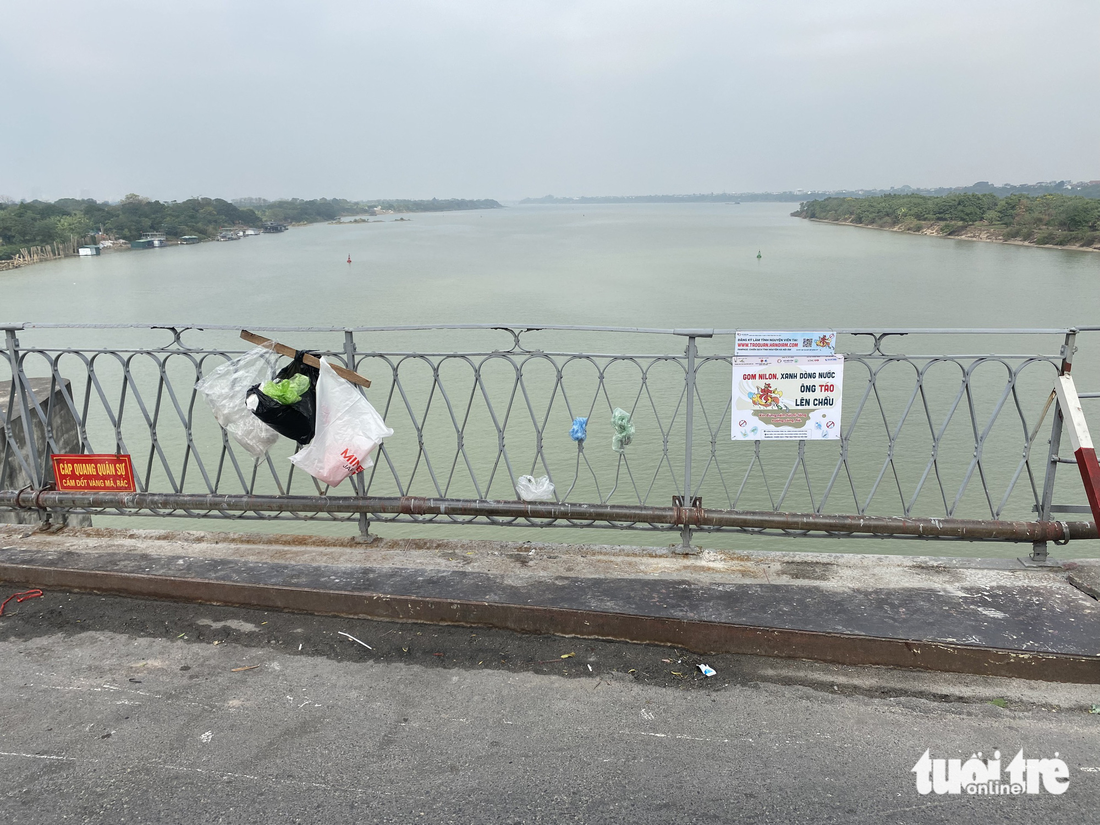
<box><xmin>246</xmin><ymin>351</ymin><xmax>320</xmax><ymax>445</ymax></box>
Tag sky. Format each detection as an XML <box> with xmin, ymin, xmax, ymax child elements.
<box><xmin>2</xmin><ymin>0</ymin><xmax>1097</xmax><ymax>203</ymax></box>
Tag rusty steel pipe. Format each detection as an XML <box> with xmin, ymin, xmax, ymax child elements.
<box><xmin>0</xmin><ymin>489</ymin><xmax>1094</xmax><ymax>542</ymax></box>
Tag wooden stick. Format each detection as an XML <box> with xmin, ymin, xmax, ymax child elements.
<box><xmin>240</xmin><ymin>330</ymin><xmax>371</xmax><ymax>388</ymax></box>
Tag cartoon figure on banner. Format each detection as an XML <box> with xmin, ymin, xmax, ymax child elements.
<box><xmin>749</xmin><ymin>382</ymin><xmax>787</xmax><ymax>409</ymax></box>
<box><xmin>816</xmin><ymin>334</ymin><xmax>834</xmax><ymax>350</ymax></box>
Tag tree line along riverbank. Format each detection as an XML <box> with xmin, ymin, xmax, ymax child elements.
<box><xmin>0</xmin><ymin>195</ymin><xmax>503</xmax><ymax>265</ymax></box>
<box><xmin>793</xmin><ymin>193</ymin><xmax>1100</xmax><ymax>251</ymax></box>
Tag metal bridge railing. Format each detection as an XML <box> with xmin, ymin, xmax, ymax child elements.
<box><xmin>1</xmin><ymin>323</ymin><xmax>1096</xmax><ymax>558</ymax></box>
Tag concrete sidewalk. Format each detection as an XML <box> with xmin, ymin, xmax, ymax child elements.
<box><xmin>3</xmin><ymin>590</ymin><xmax>1099</xmax><ymax>825</ymax></box>
<box><xmin>3</xmin><ymin>525</ymin><xmax>1100</xmax><ymax>683</ymax></box>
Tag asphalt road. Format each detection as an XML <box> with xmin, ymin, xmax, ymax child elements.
<box><xmin>1</xmin><ymin>589</ymin><xmax>1099</xmax><ymax>824</ymax></box>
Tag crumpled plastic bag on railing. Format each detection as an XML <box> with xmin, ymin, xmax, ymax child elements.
<box><xmin>516</xmin><ymin>475</ymin><xmax>555</xmax><ymax>501</ymax></box>
<box><xmin>195</xmin><ymin>345</ymin><xmax>281</xmax><ymax>459</ymax></box>
<box><xmin>288</xmin><ymin>358</ymin><xmax>394</xmax><ymax>487</ymax></box>
<box><xmin>611</xmin><ymin>407</ymin><xmax>634</xmax><ymax>453</ymax></box>
<box><xmin>570</xmin><ymin>417</ymin><xmax>588</xmax><ymax>442</ymax></box>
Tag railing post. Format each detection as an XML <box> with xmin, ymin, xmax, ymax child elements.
<box><xmin>344</xmin><ymin>329</ymin><xmax>376</xmax><ymax>544</ymax></box>
<box><xmin>5</xmin><ymin>327</ymin><xmax>43</xmax><ymax>490</ymax></box>
<box><xmin>1033</xmin><ymin>329</ymin><xmax>1077</xmax><ymax>563</ymax></box>
<box><xmin>678</xmin><ymin>334</ymin><xmax>699</xmax><ymax>554</ymax></box>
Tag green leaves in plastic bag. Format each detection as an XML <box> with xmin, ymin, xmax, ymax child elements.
<box><xmin>261</xmin><ymin>373</ymin><xmax>311</xmax><ymax>405</ymax></box>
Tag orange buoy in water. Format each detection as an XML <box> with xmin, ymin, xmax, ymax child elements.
<box><xmin>347</xmin><ymin>254</ymin><xmax>352</xmax><ymax>264</ymax></box>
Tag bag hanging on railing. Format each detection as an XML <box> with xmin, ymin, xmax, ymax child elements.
<box><xmin>516</xmin><ymin>475</ymin><xmax>555</xmax><ymax>501</ymax></box>
<box><xmin>611</xmin><ymin>407</ymin><xmax>634</xmax><ymax>453</ymax></box>
<box><xmin>246</xmin><ymin>350</ymin><xmax>320</xmax><ymax>445</ymax></box>
<box><xmin>195</xmin><ymin>345</ymin><xmax>281</xmax><ymax>459</ymax></box>
<box><xmin>288</xmin><ymin>358</ymin><xmax>394</xmax><ymax>487</ymax></box>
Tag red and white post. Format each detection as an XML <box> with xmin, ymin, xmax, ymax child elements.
<box><xmin>1054</xmin><ymin>374</ymin><xmax>1100</xmax><ymax>528</ymax></box>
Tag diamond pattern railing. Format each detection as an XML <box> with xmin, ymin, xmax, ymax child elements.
<box><xmin>1</xmin><ymin>323</ymin><xmax>1093</xmax><ymax>546</ymax></box>
<box><xmin>690</xmin><ymin>352</ymin><xmax>1059</xmax><ymax>522</ymax></box>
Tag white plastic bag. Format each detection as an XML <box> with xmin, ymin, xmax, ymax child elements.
<box><xmin>515</xmin><ymin>475</ymin><xmax>555</xmax><ymax>501</ymax></box>
<box><xmin>195</xmin><ymin>346</ymin><xmax>281</xmax><ymax>459</ymax></box>
<box><xmin>289</xmin><ymin>358</ymin><xmax>393</xmax><ymax>487</ymax></box>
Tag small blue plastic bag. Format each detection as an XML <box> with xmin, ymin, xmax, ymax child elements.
<box><xmin>570</xmin><ymin>417</ymin><xmax>588</xmax><ymax>442</ymax></box>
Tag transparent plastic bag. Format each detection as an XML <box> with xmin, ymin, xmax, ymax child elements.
<box><xmin>516</xmin><ymin>475</ymin><xmax>555</xmax><ymax>501</ymax></box>
<box><xmin>288</xmin><ymin>358</ymin><xmax>394</xmax><ymax>487</ymax></box>
<box><xmin>195</xmin><ymin>345</ymin><xmax>280</xmax><ymax>459</ymax></box>
<box><xmin>611</xmin><ymin>407</ymin><xmax>635</xmax><ymax>453</ymax></box>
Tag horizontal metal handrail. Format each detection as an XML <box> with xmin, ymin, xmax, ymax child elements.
<box><xmin>2</xmin><ymin>490</ymin><xmax>1092</xmax><ymax>542</ymax></box>
<box><xmin>0</xmin><ymin>321</ymin><xmax>1079</xmax><ymax>335</ymax></box>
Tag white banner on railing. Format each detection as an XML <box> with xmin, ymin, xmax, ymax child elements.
<box><xmin>732</xmin><ymin>355</ymin><xmax>844</xmax><ymax>440</ymax></box>
<box><xmin>734</xmin><ymin>330</ymin><xmax>836</xmax><ymax>357</ymax></box>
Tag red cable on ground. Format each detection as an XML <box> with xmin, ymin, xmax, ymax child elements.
<box><xmin>0</xmin><ymin>589</ymin><xmax>44</xmax><ymax>616</ymax></box>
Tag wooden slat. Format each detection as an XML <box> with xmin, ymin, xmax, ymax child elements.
<box><xmin>240</xmin><ymin>330</ymin><xmax>371</xmax><ymax>388</ymax></box>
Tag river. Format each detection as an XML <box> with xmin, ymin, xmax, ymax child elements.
<box><xmin>3</xmin><ymin>202</ymin><xmax>1099</xmax><ymax>556</ymax></box>
<box><xmin>4</xmin><ymin>202</ymin><xmax>1098</xmax><ymax>329</ymax></box>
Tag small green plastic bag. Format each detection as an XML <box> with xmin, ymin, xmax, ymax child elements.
<box><xmin>261</xmin><ymin>373</ymin><xmax>310</xmax><ymax>405</ymax></box>
<box><xmin>611</xmin><ymin>407</ymin><xmax>635</xmax><ymax>453</ymax></box>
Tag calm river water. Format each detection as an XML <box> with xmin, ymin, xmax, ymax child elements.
<box><xmin>4</xmin><ymin>203</ymin><xmax>1099</xmax><ymax>555</ymax></box>
<box><xmin>4</xmin><ymin>202</ymin><xmax>1099</xmax><ymax>329</ymax></box>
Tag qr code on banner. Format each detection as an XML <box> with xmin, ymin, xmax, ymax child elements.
<box><xmin>802</xmin><ymin>338</ymin><xmax>813</xmax><ymax>347</ymax></box>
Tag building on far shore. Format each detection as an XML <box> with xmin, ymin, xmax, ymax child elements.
<box><xmin>141</xmin><ymin>231</ymin><xmax>168</xmax><ymax>248</ymax></box>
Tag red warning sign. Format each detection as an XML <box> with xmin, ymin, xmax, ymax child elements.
<box><xmin>51</xmin><ymin>454</ymin><xmax>136</xmax><ymax>492</ymax></box>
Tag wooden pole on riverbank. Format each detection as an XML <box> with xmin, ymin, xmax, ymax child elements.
<box><xmin>2</xmin><ymin>235</ymin><xmax>86</xmax><ymax>270</ymax></box>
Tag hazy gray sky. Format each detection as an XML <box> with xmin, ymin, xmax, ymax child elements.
<box><xmin>3</xmin><ymin>0</ymin><xmax>1097</xmax><ymax>202</ymax></box>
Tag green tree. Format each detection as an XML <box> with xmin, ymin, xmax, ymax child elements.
<box><xmin>57</xmin><ymin>213</ymin><xmax>93</xmax><ymax>241</ymax></box>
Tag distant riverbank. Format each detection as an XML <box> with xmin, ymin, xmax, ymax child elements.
<box><xmin>805</xmin><ymin>216</ymin><xmax>1100</xmax><ymax>252</ymax></box>
<box><xmin>793</xmin><ymin>193</ymin><xmax>1100</xmax><ymax>253</ymax></box>
<box><xmin>0</xmin><ymin>195</ymin><xmax>504</xmax><ymax>270</ymax></box>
